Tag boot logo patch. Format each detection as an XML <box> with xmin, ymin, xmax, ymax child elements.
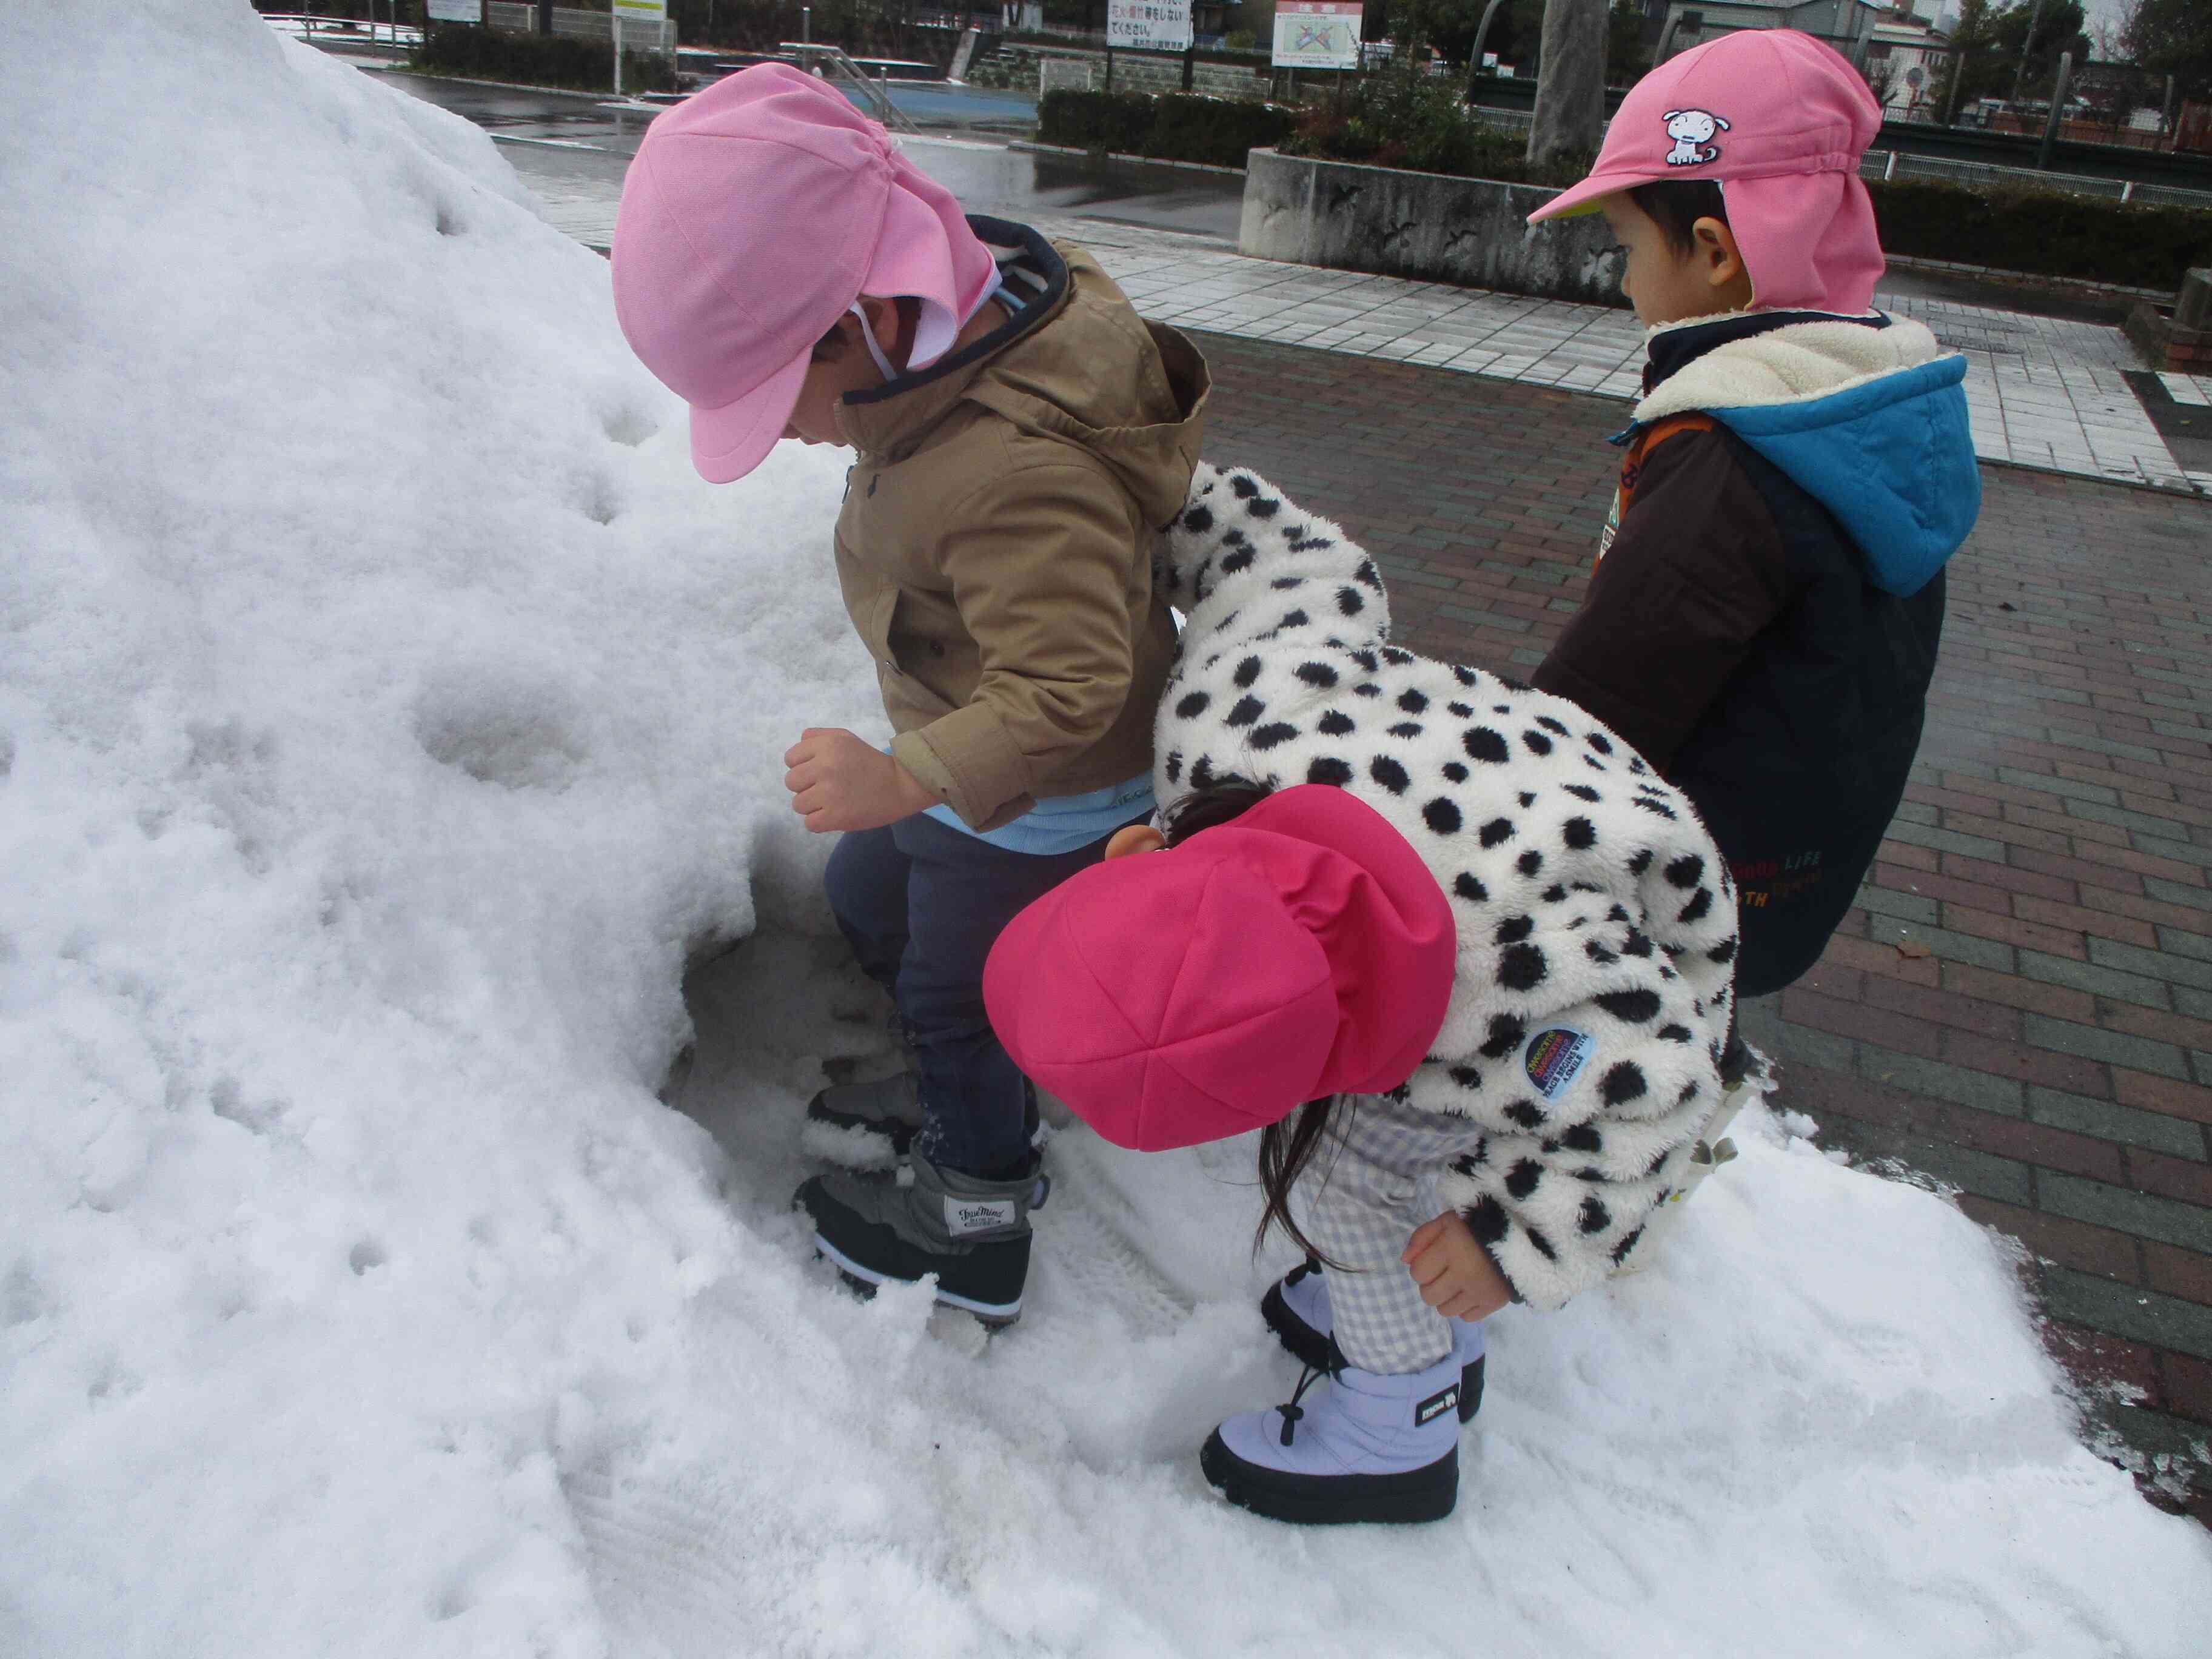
<box><xmin>1415</xmin><ymin>1384</ymin><xmax>1460</xmax><ymax>1427</ymax></box>
<box><xmin>946</xmin><ymin>1198</ymin><xmax>1015</xmax><ymax>1236</ymax></box>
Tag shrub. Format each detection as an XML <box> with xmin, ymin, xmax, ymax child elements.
<box><xmin>1282</xmin><ymin>75</ymin><xmax>1592</xmax><ymax>187</ymax></box>
<box><xmin>411</xmin><ymin>22</ymin><xmax>677</xmax><ymax>94</ymax></box>
<box><xmin>1868</xmin><ymin>179</ymin><xmax>2212</xmax><ymax>292</ymax></box>
<box><xmin>1038</xmin><ymin>89</ymin><xmax>1298</xmax><ymax>170</ymax></box>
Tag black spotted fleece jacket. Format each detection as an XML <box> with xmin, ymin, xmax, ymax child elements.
<box><xmin>1153</xmin><ymin>464</ymin><xmax>1741</xmax><ymax>1312</ymax></box>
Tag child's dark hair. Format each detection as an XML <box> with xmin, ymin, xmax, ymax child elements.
<box><xmin>1627</xmin><ymin>178</ymin><xmax>1730</xmax><ymax>259</ymax></box>
<box><xmin>1157</xmin><ymin>774</ymin><xmax>1352</xmax><ymax>1267</ymax></box>
<box><xmin>811</xmin><ymin>296</ymin><xmax>922</xmax><ymax>363</ymax></box>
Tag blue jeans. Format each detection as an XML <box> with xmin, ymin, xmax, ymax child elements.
<box><xmin>823</xmin><ymin>811</ymin><xmax>1140</xmax><ymax>1175</ymax></box>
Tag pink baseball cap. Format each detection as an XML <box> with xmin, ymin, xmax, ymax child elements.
<box><xmin>611</xmin><ymin>64</ymin><xmax>997</xmax><ymax>482</ymax></box>
<box><xmin>982</xmin><ymin>786</ymin><xmax>1456</xmax><ymax>1152</ymax></box>
<box><xmin>1528</xmin><ymin>30</ymin><xmax>1886</xmax><ymax>313</ymax></box>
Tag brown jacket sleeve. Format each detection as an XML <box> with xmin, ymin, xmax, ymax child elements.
<box><xmin>1531</xmin><ymin>429</ymin><xmax>1794</xmax><ymax>772</ymax></box>
<box><xmin>890</xmin><ymin>460</ymin><xmax>1145</xmax><ymax>829</ymax></box>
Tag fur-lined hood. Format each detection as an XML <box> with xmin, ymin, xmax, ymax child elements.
<box><xmin>1631</xmin><ymin>310</ymin><xmax>1979</xmax><ymax>598</ymax></box>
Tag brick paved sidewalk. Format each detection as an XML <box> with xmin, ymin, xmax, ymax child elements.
<box><xmin>1193</xmin><ymin>330</ymin><xmax>2212</xmax><ymax>1524</ymax></box>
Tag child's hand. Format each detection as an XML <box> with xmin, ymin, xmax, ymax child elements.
<box><xmin>783</xmin><ymin>728</ymin><xmax>938</xmax><ymax>833</ymax></box>
<box><xmin>1403</xmin><ymin>1210</ymin><xmax>1514</xmax><ymax>1322</ymax></box>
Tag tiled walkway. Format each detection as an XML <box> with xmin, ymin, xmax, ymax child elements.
<box><xmin>1190</xmin><ymin>332</ymin><xmax>2212</xmax><ymax>1526</ymax></box>
<box><xmin>506</xmin><ymin>138</ymin><xmax>2206</xmax><ymax>495</ymax></box>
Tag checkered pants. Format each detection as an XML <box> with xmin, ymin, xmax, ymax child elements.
<box><xmin>1298</xmin><ymin>1094</ymin><xmax>1490</xmax><ymax>1375</ymax></box>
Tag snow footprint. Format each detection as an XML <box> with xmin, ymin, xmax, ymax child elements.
<box><xmin>412</xmin><ymin>674</ymin><xmax>587</xmax><ymax>791</ymax></box>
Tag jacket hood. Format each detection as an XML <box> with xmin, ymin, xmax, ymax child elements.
<box><xmin>838</xmin><ymin>218</ymin><xmax>1208</xmax><ymax>528</ymax></box>
<box><xmin>1632</xmin><ymin>312</ymin><xmax>1979</xmax><ymax>596</ymax></box>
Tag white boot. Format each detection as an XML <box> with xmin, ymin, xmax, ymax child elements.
<box><xmin>1260</xmin><ymin>1259</ymin><xmax>1486</xmax><ymax>1421</ymax></box>
<box><xmin>1201</xmin><ymin>1350</ymin><xmax>1465</xmax><ymax>1525</ymax></box>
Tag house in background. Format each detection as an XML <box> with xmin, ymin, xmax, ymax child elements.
<box><xmin>1864</xmin><ymin>4</ymin><xmax>1951</xmax><ymax>119</ymax></box>
<box><xmin>1655</xmin><ymin>0</ymin><xmax>1888</xmax><ymax>69</ymax></box>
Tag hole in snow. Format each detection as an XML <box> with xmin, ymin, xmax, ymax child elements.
<box><xmin>435</xmin><ymin>204</ymin><xmax>463</xmax><ymax>236</ymax></box>
<box><xmin>413</xmin><ymin>679</ymin><xmax>587</xmax><ymax>791</ymax></box>
<box><xmin>349</xmin><ymin>1240</ymin><xmax>387</xmax><ymax>1276</ymax></box>
<box><xmin>600</xmin><ymin>407</ymin><xmax>658</xmax><ymax>448</ymax></box>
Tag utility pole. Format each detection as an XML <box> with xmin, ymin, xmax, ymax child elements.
<box><xmin>2008</xmin><ymin>0</ymin><xmax>2047</xmax><ymax>109</ymax></box>
<box><xmin>2036</xmin><ymin>48</ymin><xmax>2071</xmax><ymax>169</ymax></box>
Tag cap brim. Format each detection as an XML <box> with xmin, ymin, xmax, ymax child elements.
<box><xmin>688</xmin><ymin>347</ymin><xmax>811</xmax><ymax>484</ymax></box>
<box><xmin>1526</xmin><ymin>170</ymin><xmax>1649</xmax><ymax>226</ymax></box>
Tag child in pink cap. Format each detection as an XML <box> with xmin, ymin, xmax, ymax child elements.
<box><xmin>984</xmin><ymin>464</ymin><xmax>1741</xmax><ymax>1524</ymax></box>
<box><xmin>611</xmin><ymin>65</ymin><xmax>1208</xmax><ymax>1326</ymax></box>
<box><xmin>1524</xmin><ymin>28</ymin><xmax>1979</xmax><ymax>1030</ymax></box>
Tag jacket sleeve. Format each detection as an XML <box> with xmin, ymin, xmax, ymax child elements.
<box><xmin>1158</xmin><ymin>462</ymin><xmax>1392</xmax><ymax>655</ymax></box>
<box><xmin>890</xmin><ymin>461</ymin><xmax>1145</xmax><ymax>830</ymax></box>
<box><xmin>1530</xmin><ymin>430</ymin><xmax>1792</xmax><ymax>772</ymax></box>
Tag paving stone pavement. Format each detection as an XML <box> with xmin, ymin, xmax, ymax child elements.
<box><xmin>503</xmin><ymin>140</ymin><xmax>2208</xmax><ymax>497</ymax></box>
<box><xmin>1190</xmin><ymin>330</ymin><xmax>2212</xmax><ymax>1526</ymax></box>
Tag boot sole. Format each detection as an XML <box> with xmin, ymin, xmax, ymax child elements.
<box><xmin>1199</xmin><ymin>1430</ymin><xmax>1458</xmax><ymax>1526</ymax></box>
<box><xmin>1259</xmin><ymin>1285</ymin><xmax>1486</xmax><ymax>1424</ymax></box>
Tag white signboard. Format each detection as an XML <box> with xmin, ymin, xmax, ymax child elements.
<box><xmin>426</xmin><ymin>0</ymin><xmax>483</xmax><ymax>21</ymax></box>
<box><xmin>1273</xmin><ymin>2</ymin><xmax>1362</xmax><ymax>71</ymax></box>
<box><xmin>1107</xmin><ymin>0</ymin><xmax>1193</xmax><ymax>53</ymax></box>
<box><xmin>611</xmin><ymin>0</ymin><xmax>668</xmax><ymax>20</ymax></box>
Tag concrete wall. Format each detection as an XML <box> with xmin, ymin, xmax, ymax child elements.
<box><xmin>1238</xmin><ymin>150</ymin><xmax>1627</xmax><ymax>307</ymax></box>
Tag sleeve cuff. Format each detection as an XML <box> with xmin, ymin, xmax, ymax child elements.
<box><xmin>891</xmin><ymin>711</ymin><xmax>1034</xmax><ymax>832</ymax></box>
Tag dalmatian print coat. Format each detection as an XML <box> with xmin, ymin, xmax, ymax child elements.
<box><xmin>1155</xmin><ymin>464</ymin><xmax>1741</xmax><ymax>1312</ymax></box>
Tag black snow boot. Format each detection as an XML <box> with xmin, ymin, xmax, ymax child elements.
<box><xmin>803</xmin><ymin>1071</ymin><xmax>925</xmax><ymax>1169</ymax></box>
<box><xmin>803</xmin><ymin>1073</ymin><xmax>1044</xmax><ymax>1171</ymax></box>
<box><xmin>795</xmin><ymin>1151</ymin><xmax>1049</xmax><ymax>1327</ymax></box>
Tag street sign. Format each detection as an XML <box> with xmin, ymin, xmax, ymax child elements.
<box><xmin>1106</xmin><ymin>0</ymin><xmax>1192</xmax><ymax>54</ymax></box>
<box><xmin>612</xmin><ymin>0</ymin><xmax>667</xmax><ymax>19</ymax></box>
<box><xmin>426</xmin><ymin>0</ymin><xmax>483</xmax><ymax>21</ymax></box>
<box><xmin>1273</xmin><ymin>2</ymin><xmax>1362</xmax><ymax>72</ymax></box>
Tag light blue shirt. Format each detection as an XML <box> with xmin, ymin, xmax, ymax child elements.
<box><xmin>926</xmin><ymin>771</ymin><xmax>1156</xmax><ymax>856</ymax></box>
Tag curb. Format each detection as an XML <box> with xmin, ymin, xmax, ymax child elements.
<box><xmin>1009</xmin><ymin>139</ymin><xmax>1244</xmax><ymax>177</ymax></box>
<box><xmin>1885</xmin><ymin>253</ymin><xmax>2173</xmax><ymax>306</ymax></box>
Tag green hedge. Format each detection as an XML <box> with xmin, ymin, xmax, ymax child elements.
<box><xmin>1038</xmin><ymin>90</ymin><xmax>1297</xmax><ymax>171</ymax></box>
<box><xmin>411</xmin><ymin>22</ymin><xmax>677</xmax><ymax>94</ymax></box>
<box><xmin>1868</xmin><ymin>181</ymin><xmax>2212</xmax><ymax>292</ymax></box>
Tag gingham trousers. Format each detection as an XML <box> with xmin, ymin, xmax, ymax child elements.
<box><xmin>1299</xmin><ymin>1093</ymin><xmax>1491</xmax><ymax>1375</ymax></box>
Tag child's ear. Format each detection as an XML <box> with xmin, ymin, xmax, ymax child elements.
<box><xmin>1104</xmin><ymin>823</ymin><xmax>1167</xmax><ymax>860</ymax></box>
<box><xmin>1692</xmin><ymin>218</ymin><xmax>1754</xmax><ymax>307</ymax></box>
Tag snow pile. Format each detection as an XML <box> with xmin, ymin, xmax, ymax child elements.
<box><xmin>2</xmin><ymin>5</ymin><xmax>2208</xmax><ymax>1656</ymax></box>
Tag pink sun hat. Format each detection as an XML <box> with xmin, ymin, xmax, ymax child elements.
<box><xmin>1528</xmin><ymin>29</ymin><xmax>1886</xmax><ymax>314</ymax></box>
<box><xmin>982</xmin><ymin>786</ymin><xmax>1457</xmax><ymax>1153</ymax></box>
<box><xmin>611</xmin><ymin>64</ymin><xmax>998</xmax><ymax>482</ymax></box>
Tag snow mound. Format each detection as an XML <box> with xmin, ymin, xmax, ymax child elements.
<box><xmin>3</xmin><ymin>5</ymin><xmax>2209</xmax><ymax>1656</ymax></box>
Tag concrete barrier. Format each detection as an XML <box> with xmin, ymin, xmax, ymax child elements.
<box><xmin>1239</xmin><ymin>149</ymin><xmax>1627</xmax><ymax>306</ymax></box>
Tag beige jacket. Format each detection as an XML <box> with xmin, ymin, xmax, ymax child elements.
<box><xmin>831</xmin><ymin>225</ymin><xmax>1208</xmax><ymax>831</ymax></box>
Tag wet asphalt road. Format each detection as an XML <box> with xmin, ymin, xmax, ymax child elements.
<box><xmin>379</xmin><ymin>70</ymin><xmax>2134</xmax><ymax>321</ymax></box>
<box><xmin>383</xmin><ymin>72</ymin><xmax>1247</xmax><ymax>244</ymax></box>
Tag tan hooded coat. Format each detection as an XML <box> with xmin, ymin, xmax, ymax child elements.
<box><xmin>831</xmin><ymin>230</ymin><xmax>1208</xmax><ymax>832</ymax></box>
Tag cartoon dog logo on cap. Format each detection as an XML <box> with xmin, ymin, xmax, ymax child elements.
<box><xmin>1662</xmin><ymin>109</ymin><xmax>1729</xmax><ymax>167</ymax></box>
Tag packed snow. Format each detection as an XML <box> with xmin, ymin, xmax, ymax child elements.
<box><xmin>3</xmin><ymin>4</ymin><xmax>2208</xmax><ymax>1655</ymax></box>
